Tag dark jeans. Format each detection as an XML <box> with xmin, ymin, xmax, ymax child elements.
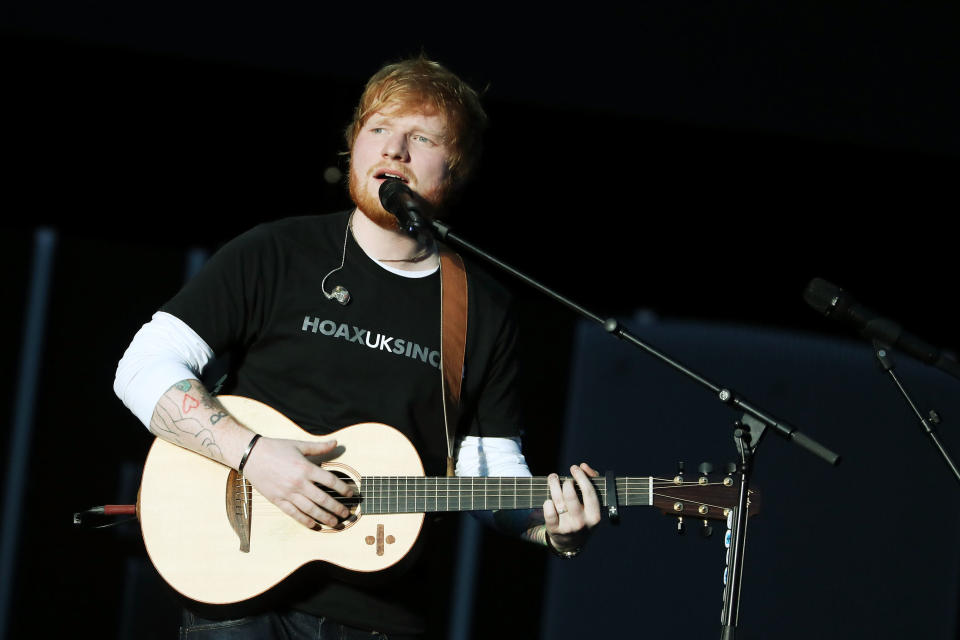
<box><xmin>179</xmin><ymin>609</ymin><xmax>422</xmax><ymax>640</ymax></box>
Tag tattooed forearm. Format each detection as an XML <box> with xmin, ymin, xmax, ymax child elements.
<box><xmin>148</xmin><ymin>379</ymin><xmax>228</xmax><ymax>461</ymax></box>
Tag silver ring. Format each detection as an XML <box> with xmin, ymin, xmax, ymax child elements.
<box><xmin>556</xmin><ymin>504</ymin><xmax>568</xmax><ymax>515</ymax></box>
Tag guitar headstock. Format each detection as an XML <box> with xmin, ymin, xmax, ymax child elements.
<box><xmin>653</xmin><ymin>463</ymin><xmax>761</xmax><ymax>534</ymax></box>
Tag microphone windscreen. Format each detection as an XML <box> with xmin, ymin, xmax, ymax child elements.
<box><xmin>803</xmin><ymin>278</ymin><xmax>843</xmax><ymax>316</ymax></box>
<box><xmin>379</xmin><ymin>178</ymin><xmax>409</xmax><ymax>213</ymax></box>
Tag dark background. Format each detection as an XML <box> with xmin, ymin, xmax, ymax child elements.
<box><xmin>2</xmin><ymin>2</ymin><xmax>959</xmax><ymax>638</ymax></box>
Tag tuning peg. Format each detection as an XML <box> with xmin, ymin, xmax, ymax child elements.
<box><xmin>677</xmin><ymin>516</ymin><xmax>686</xmax><ymax>535</ymax></box>
<box><xmin>674</xmin><ymin>461</ymin><xmax>685</xmax><ymax>485</ymax></box>
<box><xmin>701</xmin><ymin>520</ymin><xmax>714</xmax><ymax>538</ymax></box>
<box><xmin>725</xmin><ymin>462</ymin><xmax>738</xmax><ymax>475</ymax></box>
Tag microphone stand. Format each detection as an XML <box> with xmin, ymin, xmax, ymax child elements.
<box><xmin>721</xmin><ymin>415</ymin><xmax>767</xmax><ymax>640</ymax></box>
<box><xmin>403</xmin><ymin>213</ymin><xmax>841</xmax><ymax>639</ymax></box>
<box><xmin>873</xmin><ymin>341</ymin><xmax>960</xmax><ymax>486</ymax></box>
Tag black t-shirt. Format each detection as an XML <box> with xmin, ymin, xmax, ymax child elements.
<box><xmin>161</xmin><ymin>211</ymin><xmax>523</xmax><ymax>633</ymax></box>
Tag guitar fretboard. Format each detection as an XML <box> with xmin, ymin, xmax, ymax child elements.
<box><xmin>359</xmin><ymin>476</ymin><xmax>652</xmax><ymax>514</ymax></box>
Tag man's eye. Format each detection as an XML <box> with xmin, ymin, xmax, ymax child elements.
<box><xmin>371</xmin><ymin>127</ymin><xmax>386</xmax><ymax>134</ymax></box>
<box><xmin>413</xmin><ymin>135</ymin><xmax>432</xmax><ymax>144</ymax></box>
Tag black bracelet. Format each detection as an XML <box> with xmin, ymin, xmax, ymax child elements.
<box><xmin>238</xmin><ymin>434</ymin><xmax>262</xmax><ymax>473</ymax></box>
<box><xmin>545</xmin><ymin>532</ymin><xmax>582</xmax><ymax>559</ymax></box>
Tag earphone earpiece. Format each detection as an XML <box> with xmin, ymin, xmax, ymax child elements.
<box><xmin>325</xmin><ymin>285</ymin><xmax>351</xmax><ymax>306</ymax></box>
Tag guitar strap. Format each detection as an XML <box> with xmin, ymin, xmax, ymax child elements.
<box><xmin>439</xmin><ymin>245</ymin><xmax>467</xmax><ymax>477</ymax></box>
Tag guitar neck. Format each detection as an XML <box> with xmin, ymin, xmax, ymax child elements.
<box><xmin>360</xmin><ymin>476</ymin><xmax>651</xmax><ymax>514</ymax></box>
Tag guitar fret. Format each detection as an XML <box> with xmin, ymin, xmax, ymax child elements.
<box><xmin>360</xmin><ymin>476</ymin><xmax>655</xmax><ymax>514</ymax></box>
<box><xmin>368</xmin><ymin>476</ymin><xmax>374</xmax><ymax>514</ymax></box>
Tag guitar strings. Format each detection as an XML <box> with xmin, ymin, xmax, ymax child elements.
<box><xmin>230</xmin><ymin>478</ymin><xmax>729</xmax><ymax>496</ymax></box>
<box><xmin>232</xmin><ymin>476</ymin><xmax>737</xmax><ymax>516</ymax></box>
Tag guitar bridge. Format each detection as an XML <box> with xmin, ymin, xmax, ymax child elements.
<box><xmin>226</xmin><ymin>469</ymin><xmax>253</xmax><ymax>552</ymax></box>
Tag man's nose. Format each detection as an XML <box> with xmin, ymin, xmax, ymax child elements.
<box><xmin>382</xmin><ymin>133</ymin><xmax>409</xmax><ymax>161</ymax></box>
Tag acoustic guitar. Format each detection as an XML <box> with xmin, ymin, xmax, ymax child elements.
<box><xmin>138</xmin><ymin>395</ymin><xmax>759</xmax><ymax>604</ymax></box>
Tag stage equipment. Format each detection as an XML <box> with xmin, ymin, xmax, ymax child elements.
<box><xmin>387</xmin><ymin>182</ymin><xmax>841</xmax><ymax>640</ymax></box>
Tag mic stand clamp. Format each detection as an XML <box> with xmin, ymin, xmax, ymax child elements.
<box><xmin>873</xmin><ymin>340</ymin><xmax>960</xmax><ymax>486</ymax></box>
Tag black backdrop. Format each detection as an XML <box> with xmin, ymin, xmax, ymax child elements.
<box><xmin>2</xmin><ymin>3</ymin><xmax>959</xmax><ymax>638</ymax></box>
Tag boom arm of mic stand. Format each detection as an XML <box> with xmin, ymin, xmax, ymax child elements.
<box><xmin>874</xmin><ymin>341</ymin><xmax>960</xmax><ymax>486</ymax></box>
<box><xmin>427</xmin><ymin>218</ymin><xmax>841</xmax><ymax>466</ymax></box>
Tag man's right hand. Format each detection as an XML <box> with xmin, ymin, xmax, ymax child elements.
<box><xmin>239</xmin><ymin>436</ymin><xmax>354</xmax><ymax>529</ymax></box>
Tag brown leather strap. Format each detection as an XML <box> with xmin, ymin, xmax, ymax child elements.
<box><xmin>439</xmin><ymin>247</ymin><xmax>467</xmax><ymax>476</ymax></box>
<box><xmin>440</xmin><ymin>248</ymin><xmax>467</xmax><ymax>405</ymax></box>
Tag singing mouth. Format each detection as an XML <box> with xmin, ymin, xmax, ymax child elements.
<box><xmin>374</xmin><ymin>169</ymin><xmax>408</xmax><ymax>183</ymax></box>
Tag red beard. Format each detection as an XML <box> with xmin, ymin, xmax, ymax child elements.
<box><xmin>348</xmin><ymin>168</ymin><xmax>400</xmax><ymax>231</ymax></box>
<box><xmin>347</xmin><ymin>162</ymin><xmax>449</xmax><ymax>231</ymax></box>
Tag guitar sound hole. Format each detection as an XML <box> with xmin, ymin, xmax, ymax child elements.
<box><xmin>315</xmin><ymin>470</ymin><xmax>361</xmax><ymax>532</ymax></box>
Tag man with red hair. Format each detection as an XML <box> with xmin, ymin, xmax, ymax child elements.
<box><xmin>116</xmin><ymin>55</ymin><xmax>600</xmax><ymax>639</ymax></box>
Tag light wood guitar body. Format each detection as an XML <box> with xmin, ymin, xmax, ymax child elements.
<box><xmin>139</xmin><ymin>396</ymin><xmax>425</xmax><ymax>604</ymax></box>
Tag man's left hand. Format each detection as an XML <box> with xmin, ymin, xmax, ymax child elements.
<box><xmin>543</xmin><ymin>463</ymin><xmax>603</xmax><ymax>553</ymax></box>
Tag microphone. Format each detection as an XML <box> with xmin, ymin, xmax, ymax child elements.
<box><xmin>803</xmin><ymin>277</ymin><xmax>960</xmax><ymax>380</ymax></box>
<box><xmin>379</xmin><ymin>178</ymin><xmax>425</xmax><ymax>233</ymax></box>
